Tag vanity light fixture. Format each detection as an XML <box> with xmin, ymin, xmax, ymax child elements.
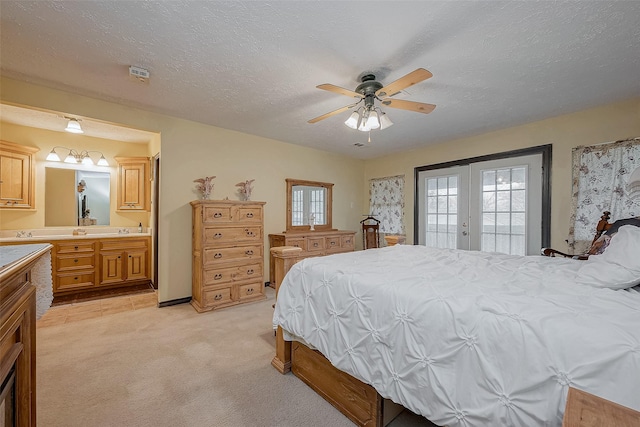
<box><xmin>64</xmin><ymin>117</ymin><xmax>84</xmax><ymax>134</ymax></box>
<box><xmin>46</xmin><ymin>146</ymin><xmax>109</xmax><ymax>167</ymax></box>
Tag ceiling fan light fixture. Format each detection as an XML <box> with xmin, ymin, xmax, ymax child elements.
<box><xmin>379</xmin><ymin>111</ymin><xmax>394</xmax><ymax>130</ymax></box>
<box><xmin>64</xmin><ymin>118</ymin><xmax>84</xmax><ymax>134</ymax></box>
<box><xmin>344</xmin><ymin>110</ymin><xmax>361</xmax><ymax>129</ymax></box>
<box><xmin>366</xmin><ymin>110</ymin><xmax>380</xmax><ymax>130</ymax></box>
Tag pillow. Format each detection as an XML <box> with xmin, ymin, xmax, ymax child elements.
<box><xmin>576</xmin><ymin>225</ymin><xmax>640</xmax><ymax>290</ymax></box>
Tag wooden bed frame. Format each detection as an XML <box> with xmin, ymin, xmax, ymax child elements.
<box><xmin>271</xmin><ymin>212</ymin><xmax>640</xmax><ymax>427</ymax></box>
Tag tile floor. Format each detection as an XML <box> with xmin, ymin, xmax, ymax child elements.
<box><xmin>37</xmin><ymin>292</ymin><xmax>158</xmax><ymax>328</ymax></box>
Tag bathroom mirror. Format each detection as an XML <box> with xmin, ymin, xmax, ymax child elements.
<box><xmin>286</xmin><ymin>178</ymin><xmax>333</xmax><ymax>232</ymax></box>
<box><xmin>45</xmin><ymin>167</ymin><xmax>110</xmax><ymax>226</ymax></box>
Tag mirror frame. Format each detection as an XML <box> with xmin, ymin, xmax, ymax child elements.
<box><xmin>286</xmin><ymin>178</ymin><xmax>333</xmax><ymax>232</ymax></box>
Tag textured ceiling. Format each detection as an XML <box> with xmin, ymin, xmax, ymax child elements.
<box><xmin>1</xmin><ymin>1</ymin><xmax>639</xmax><ymax>159</ymax></box>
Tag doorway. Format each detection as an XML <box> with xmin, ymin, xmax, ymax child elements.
<box><xmin>415</xmin><ymin>146</ymin><xmax>551</xmax><ymax>255</ymax></box>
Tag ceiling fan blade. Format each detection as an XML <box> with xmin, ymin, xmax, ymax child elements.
<box><xmin>382</xmin><ymin>99</ymin><xmax>436</xmax><ymax>114</ymax></box>
<box><xmin>317</xmin><ymin>84</ymin><xmax>364</xmax><ymax>99</ymax></box>
<box><xmin>375</xmin><ymin>68</ymin><xmax>433</xmax><ymax>98</ymax></box>
<box><xmin>308</xmin><ymin>104</ymin><xmax>357</xmax><ymax>123</ymax></box>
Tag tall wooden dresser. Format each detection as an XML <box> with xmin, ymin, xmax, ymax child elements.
<box><xmin>191</xmin><ymin>200</ymin><xmax>266</xmax><ymax>312</ymax></box>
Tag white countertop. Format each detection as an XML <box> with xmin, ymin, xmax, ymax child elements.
<box><xmin>0</xmin><ymin>243</ymin><xmax>52</xmax><ymax>270</ymax></box>
<box><xmin>0</xmin><ymin>227</ymin><xmax>151</xmax><ymax>243</ymax></box>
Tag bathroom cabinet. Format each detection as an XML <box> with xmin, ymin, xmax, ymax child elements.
<box><xmin>115</xmin><ymin>156</ymin><xmax>150</xmax><ymax>211</ymax></box>
<box><xmin>0</xmin><ymin>140</ymin><xmax>38</xmax><ymax>209</ymax></box>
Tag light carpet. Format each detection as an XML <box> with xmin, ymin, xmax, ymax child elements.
<box><xmin>36</xmin><ymin>287</ymin><xmax>435</xmax><ymax>427</ymax></box>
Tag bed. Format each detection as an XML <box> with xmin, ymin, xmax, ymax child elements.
<box><xmin>271</xmin><ymin>218</ymin><xmax>640</xmax><ymax>427</ymax></box>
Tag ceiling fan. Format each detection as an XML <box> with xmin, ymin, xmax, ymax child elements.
<box><xmin>308</xmin><ymin>68</ymin><xmax>436</xmax><ymax>132</ymax></box>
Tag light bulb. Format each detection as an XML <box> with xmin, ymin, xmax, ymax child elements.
<box><xmin>344</xmin><ymin>111</ymin><xmax>360</xmax><ymax>129</ymax></box>
<box><xmin>379</xmin><ymin>112</ymin><xmax>394</xmax><ymax>129</ymax></box>
<box><xmin>46</xmin><ymin>149</ymin><xmax>61</xmax><ymax>162</ymax></box>
<box><xmin>97</xmin><ymin>155</ymin><xmax>109</xmax><ymax>167</ymax></box>
<box><xmin>366</xmin><ymin>110</ymin><xmax>380</xmax><ymax>130</ymax></box>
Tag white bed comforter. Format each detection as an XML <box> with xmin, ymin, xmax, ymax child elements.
<box><xmin>273</xmin><ymin>245</ymin><xmax>640</xmax><ymax>427</ymax></box>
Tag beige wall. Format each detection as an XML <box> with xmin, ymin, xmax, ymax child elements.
<box><xmin>0</xmin><ymin>121</ymin><xmax>152</xmax><ymax>229</ymax></box>
<box><xmin>1</xmin><ymin>77</ymin><xmax>365</xmax><ymax>303</ymax></box>
<box><xmin>364</xmin><ymin>97</ymin><xmax>640</xmax><ymax>251</ymax></box>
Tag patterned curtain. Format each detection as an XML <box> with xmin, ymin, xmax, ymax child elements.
<box><xmin>569</xmin><ymin>137</ymin><xmax>640</xmax><ymax>254</ymax></box>
<box><xmin>369</xmin><ymin>176</ymin><xmax>405</xmax><ymax>238</ymax></box>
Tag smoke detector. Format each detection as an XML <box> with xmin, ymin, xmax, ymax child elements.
<box><xmin>129</xmin><ymin>66</ymin><xmax>150</xmax><ymax>83</ymax></box>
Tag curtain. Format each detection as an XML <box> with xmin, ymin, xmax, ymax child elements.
<box><xmin>569</xmin><ymin>137</ymin><xmax>640</xmax><ymax>254</ymax></box>
<box><xmin>369</xmin><ymin>175</ymin><xmax>405</xmax><ymax>240</ymax></box>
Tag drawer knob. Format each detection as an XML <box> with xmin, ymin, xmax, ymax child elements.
<box><xmin>214</xmin><ymin>274</ymin><xmax>222</xmax><ymax>280</ymax></box>
<box><xmin>213</xmin><ymin>233</ymin><xmax>222</xmax><ymax>239</ymax></box>
<box><xmin>214</xmin><ymin>294</ymin><xmax>223</xmax><ymax>300</ymax></box>
<box><xmin>74</xmin><ymin>259</ymin><xmax>79</xmax><ymax>263</ymax></box>
<box><xmin>313</xmin><ymin>242</ymin><xmax>319</xmax><ymax>247</ymax></box>
<box><xmin>214</xmin><ymin>253</ymin><xmax>222</xmax><ymax>259</ymax></box>
<box><xmin>245</xmin><ymin>229</ymin><xmax>255</xmax><ymax>237</ymax></box>
<box><xmin>247</xmin><ymin>269</ymin><xmax>254</xmax><ymax>275</ymax></box>
<box><xmin>247</xmin><ymin>288</ymin><xmax>254</xmax><ymax>294</ymax></box>
<box><xmin>74</xmin><ymin>246</ymin><xmax>79</xmax><ymax>250</ymax></box>
<box><xmin>74</xmin><ymin>277</ymin><xmax>79</xmax><ymax>280</ymax></box>
<box><xmin>245</xmin><ymin>250</ymin><xmax>254</xmax><ymax>256</ymax></box>
<box><xmin>214</xmin><ymin>212</ymin><xmax>222</xmax><ymax>218</ymax></box>
<box><xmin>331</xmin><ymin>241</ymin><xmax>336</xmax><ymax>245</ymax></box>
<box><xmin>246</xmin><ymin>212</ymin><xmax>254</xmax><ymax>218</ymax></box>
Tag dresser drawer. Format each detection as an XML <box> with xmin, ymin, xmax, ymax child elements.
<box><xmin>56</xmin><ymin>241</ymin><xmax>96</xmax><ymax>254</ymax></box>
<box><xmin>202</xmin><ymin>205</ymin><xmax>233</xmax><ymax>223</ymax></box>
<box><xmin>203</xmin><ymin>285</ymin><xmax>233</xmax><ymax>307</ymax></box>
<box><xmin>203</xmin><ymin>263</ymin><xmax>262</xmax><ymax>285</ymax></box>
<box><xmin>202</xmin><ymin>244</ymin><xmax>263</xmax><ymax>266</ymax></box>
<box><xmin>238</xmin><ymin>282</ymin><xmax>264</xmax><ymax>301</ymax></box>
<box><xmin>341</xmin><ymin>235</ymin><xmax>355</xmax><ymax>250</ymax></box>
<box><xmin>286</xmin><ymin>238</ymin><xmax>305</xmax><ymax>249</ymax></box>
<box><xmin>325</xmin><ymin>236</ymin><xmax>341</xmax><ymax>252</ymax></box>
<box><xmin>237</xmin><ymin>207</ymin><xmax>263</xmax><ymax>223</ymax></box>
<box><xmin>306</xmin><ymin>237</ymin><xmax>325</xmax><ymax>252</ymax></box>
<box><xmin>56</xmin><ymin>254</ymin><xmax>95</xmax><ymax>271</ymax></box>
<box><xmin>203</xmin><ymin>226</ymin><xmax>263</xmax><ymax>246</ymax></box>
<box><xmin>56</xmin><ymin>271</ymin><xmax>96</xmax><ymax>291</ymax></box>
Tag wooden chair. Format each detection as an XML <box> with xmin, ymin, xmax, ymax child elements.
<box><xmin>361</xmin><ymin>216</ymin><xmax>381</xmax><ymax>249</ymax></box>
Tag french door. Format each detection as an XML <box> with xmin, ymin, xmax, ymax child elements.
<box><xmin>417</xmin><ymin>153</ymin><xmax>543</xmax><ymax>255</ymax></box>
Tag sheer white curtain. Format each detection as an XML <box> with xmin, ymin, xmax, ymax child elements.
<box><xmin>369</xmin><ymin>176</ymin><xmax>405</xmax><ymax>244</ymax></box>
<box><xmin>569</xmin><ymin>137</ymin><xmax>640</xmax><ymax>254</ymax></box>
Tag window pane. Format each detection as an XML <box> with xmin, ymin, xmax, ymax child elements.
<box><xmin>483</xmin><ymin>171</ymin><xmax>496</xmax><ymax>191</ymax></box>
<box><xmin>497</xmin><ymin>169</ymin><xmax>511</xmax><ymax>190</ymax></box>
<box><xmin>448</xmin><ymin>215</ymin><xmax>457</xmax><ymax>233</ymax></box>
<box><xmin>496</xmin><ymin>213</ymin><xmax>510</xmax><ymax>234</ymax></box>
<box><xmin>482</xmin><ymin>213</ymin><xmax>495</xmax><ymax>233</ymax></box>
<box><xmin>496</xmin><ymin>191</ymin><xmax>511</xmax><ymax>211</ymax></box>
<box><xmin>496</xmin><ymin>234</ymin><xmax>510</xmax><ymax>254</ymax></box>
<box><xmin>437</xmin><ymin>196</ymin><xmax>448</xmax><ymax>212</ymax></box>
<box><xmin>511</xmin><ymin>235</ymin><xmax>525</xmax><ymax>256</ymax></box>
<box><xmin>512</xmin><ymin>190</ymin><xmax>526</xmax><ymax>211</ymax></box>
<box><xmin>483</xmin><ymin>192</ymin><xmax>495</xmax><ymax>211</ymax></box>
<box><xmin>427</xmin><ymin>196</ymin><xmax>437</xmax><ymax>212</ymax></box>
<box><xmin>482</xmin><ymin>234</ymin><xmax>495</xmax><ymax>252</ymax></box>
<box><xmin>448</xmin><ymin>196</ymin><xmax>457</xmax><ymax>213</ymax></box>
<box><xmin>438</xmin><ymin>178</ymin><xmax>448</xmax><ymax>195</ymax></box>
<box><xmin>427</xmin><ymin>178</ymin><xmax>437</xmax><ymax>196</ymax></box>
<box><xmin>511</xmin><ymin>213</ymin><xmax>526</xmax><ymax>235</ymax></box>
<box><xmin>512</xmin><ymin>167</ymin><xmax>526</xmax><ymax>188</ymax></box>
<box><xmin>448</xmin><ymin>176</ymin><xmax>458</xmax><ymax>195</ymax></box>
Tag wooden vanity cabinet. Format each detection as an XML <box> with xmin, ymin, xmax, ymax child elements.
<box><xmin>191</xmin><ymin>200</ymin><xmax>267</xmax><ymax>312</ymax></box>
<box><xmin>49</xmin><ymin>236</ymin><xmax>151</xmax><ymax>296</ymax></box>
<box><xmin>115</xmin><ymin>156</ymin><xmax>150</xmax><ymax>211</ymax></box>
<box><xmin>99</xmin><ymin>238</ymin><xmax>149</xmax><ymax>285</ymax></box>
<box><xmin>0</xmin><ymin>140</ymin><xmax>38</xmax><ymax>209</ymax></box>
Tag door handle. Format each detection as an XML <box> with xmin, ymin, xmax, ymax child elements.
<box><xmin>462</xmin><ymin>231</ymin><xmax>468</xmax><ymax>236</ymax></box>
